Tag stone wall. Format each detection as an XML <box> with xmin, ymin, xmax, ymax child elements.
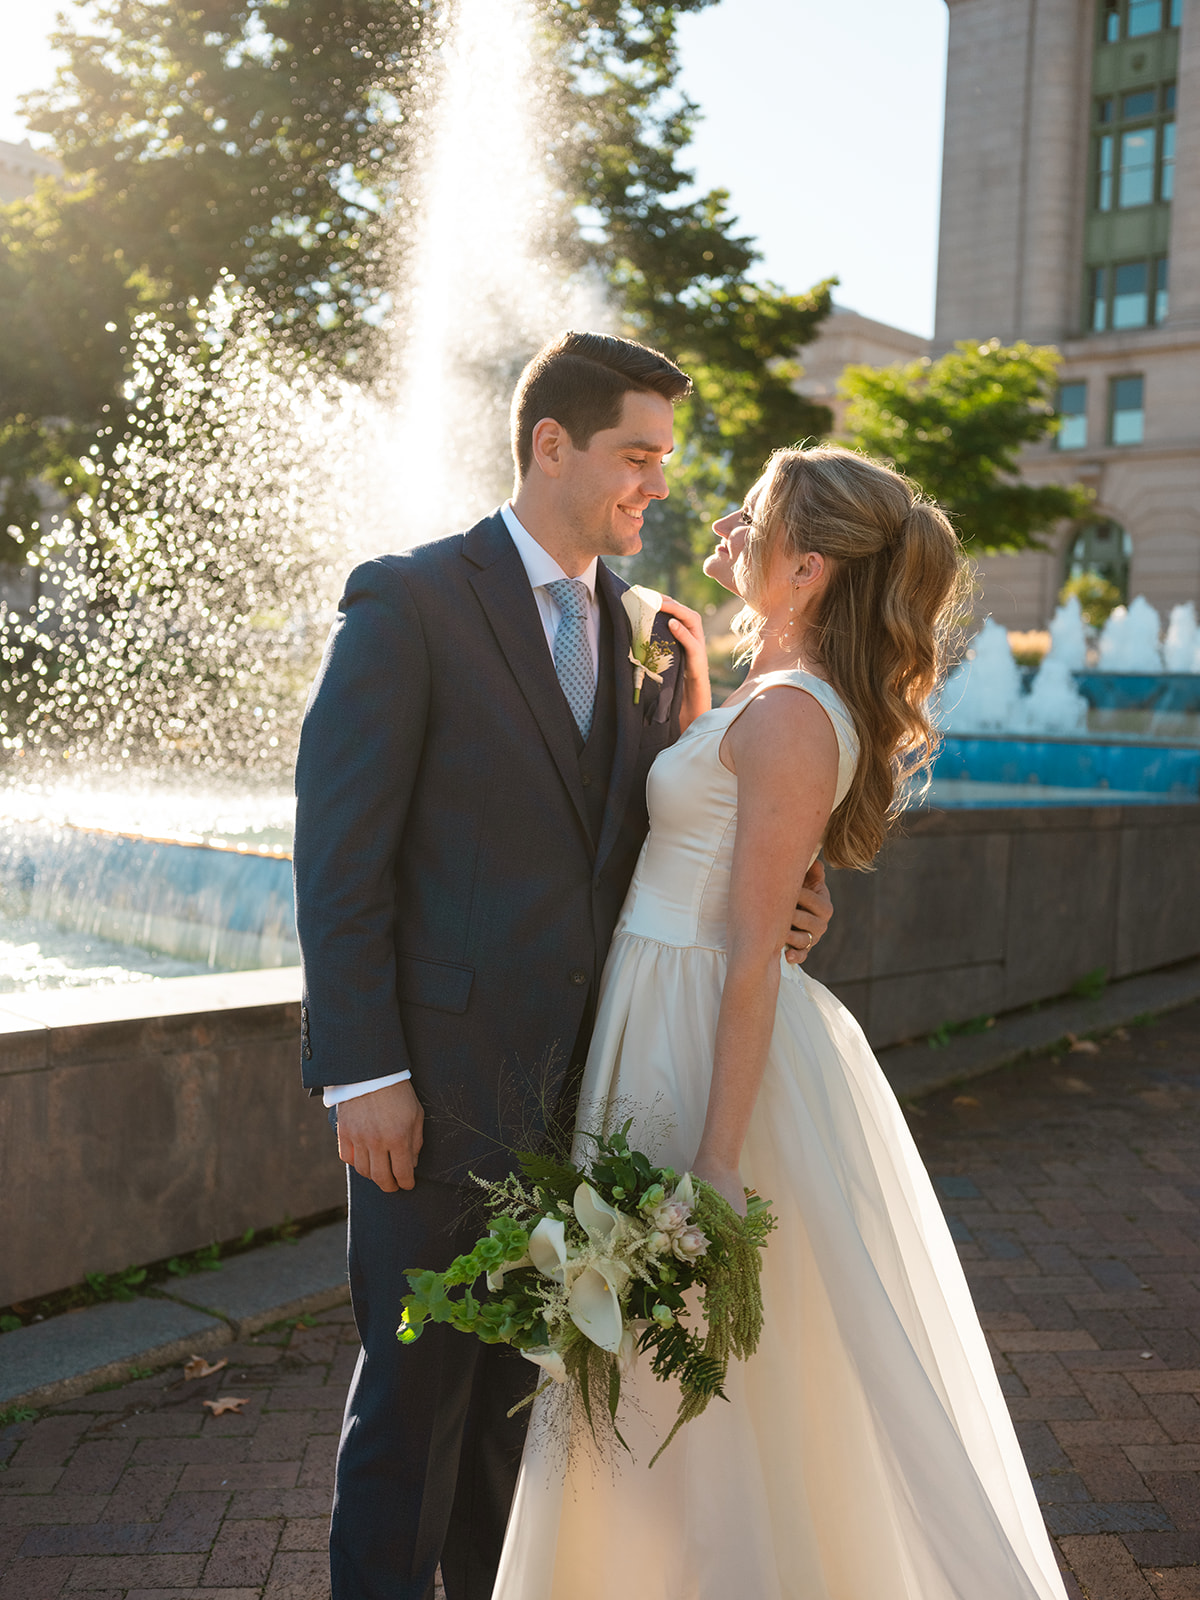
<box><xmin>805</xmin><ymin>800</ymin><xmax>1200</xmax><ymax>1048</ymax></box>
<box><xmin>0</xmin><ymin>970</ymin><xmax>341</xmax><ymax>1309</ymax></box>
<box><xmin>4</xmin><ymin>800</ymin><xmax>1200</xmax><ymax>1307</ymax></box>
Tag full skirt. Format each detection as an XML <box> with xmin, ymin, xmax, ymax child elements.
<box><xmin>492</xmin><ymin>935</ymin><xmax>1067</xmax><ymax>1600</ymax></box>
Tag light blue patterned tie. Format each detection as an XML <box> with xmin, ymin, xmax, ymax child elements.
<box><xmin>545</xmin><ymin>578</ymin><xmax>595</xmax><ymax>740</ymax></box>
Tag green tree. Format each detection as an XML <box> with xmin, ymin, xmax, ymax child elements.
<box><xmin>1060</xmin><ymin>571</ymin><xmax>1122</xmax><ymax>630</ymax></box>
<box><xmin>840</xmin><ymin>338</ymin><xmax>1090</xmax><ymax>553</ymax></box>
<box><xmin>1</xmin><ymin>0</ymin><xmax>831</xmax><ymax>564</ymax></box>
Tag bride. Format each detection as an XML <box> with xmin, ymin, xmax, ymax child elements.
<box><xmin>492</xmin><ymin>445</ymin><xmax>1068</xmax><ymax>1600</ymax></box>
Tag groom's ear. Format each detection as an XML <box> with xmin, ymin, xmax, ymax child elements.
<box><xmin>530</xmin><ymin>416</ymin><xmax>569</xmax><ymax>478</ymax></box>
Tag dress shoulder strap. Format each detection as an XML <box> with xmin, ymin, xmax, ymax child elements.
<box><xmin>723</xmin><ymin>670</ymin><xmax>859</xmax><ymax>810</ymax></box>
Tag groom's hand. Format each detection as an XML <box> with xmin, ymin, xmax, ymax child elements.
<box><xmin>336</xmin><ymin>1080</ymin><xmax>425</xmax><ymax>1192</ymax></box>
<box><xmin>784</xmin><ymin>858</ymin><xmax>833</xmax><ymax>966</ymax></box>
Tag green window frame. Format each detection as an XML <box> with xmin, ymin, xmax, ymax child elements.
<box><xmin>1099</xmin><ymin>0</ymin><xmax>1181</xmax><ymax>38</ymax></box>
<box><xmin>1109</xmin><ymin>375</ymin><xmax>1145</xmax><ymax>446</ymax></box>
<box><xmin>1057</xmin><ymin>383</ymin><xmax>1088</xmax><ymax>451</ymax></box>
<box><xmin>1162</xmin><ymin>120</ymin><xmax>1175</xmax><ymax>200</ymax></box>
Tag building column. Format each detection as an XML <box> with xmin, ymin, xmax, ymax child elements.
<box><xmin>1167</xmin><ymin>0</ymin><xmax>1200</xmax><ymax>326</ymax></box>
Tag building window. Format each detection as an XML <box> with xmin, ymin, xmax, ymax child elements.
<box><xmin>1066</xmin><ymin>520</ymin><xmax>1131</xmax><ymax>603</ymax></box>
<box><xmin>1113</xmin><ymin>261</ymin><xmax>1149</xmax><ymax>327</ymax></box>
<box><xmin>1161</xmin><ymin>121</ymin><xmax>1175</xmax><ymax>199</ymax></box>
<box><xmin>1110</xmin><ymin>376</ymin><xmax>1145</xmax><ymax>445</ymax></box>
<box><xmin>1104</xmin><ymin>0</ymin><xmax>1121</xmax><ymax>39</ymax></box>
<box><xmin>1057</xmin><ymin>383</ymin><xmax>1088</xmax><ymax>450</ymax></box>
<box><xmin>1128</xmin><ymin>0</ymin><xmax>1163</xmax><ymax>34</ymax></box>
<box><xmin>1122</xmin><ymin>88</ymin><xmax>1157</xmax><ymax>117</ymax></box>
<box><xmin>1118</xmin><ymin>127</ymin><xmax>1156</xmax><ymax>207</ymax></box>
<box><xmin>1156</xmin><ymin>257</ymin><xmax>1169</xmax><ymax>322</ymax></box>
<box><xmin>1098</xmin><ymin>135</ymin><xmax>1114</xmax><ymax>210</ymax></box>
<box><xmin>1091</xmin><ymin>266</ymin><xmax>1109</xmax><ymax>331</ymax></box>
<box><xmin>1170</xmin><ymin>0</ymin><xmax>1181</xmax><ymax>23</ymax></box>
<box><xmin>1164</xmin><ymin>84</ymin><xmax>1176</xmax><ymax>111</ymax></box>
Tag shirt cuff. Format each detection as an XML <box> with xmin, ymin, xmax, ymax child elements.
<box><xmin>322</xmin><ymin>1071</ymin><xmax>412</xmax><ymax>1108</ymax></box>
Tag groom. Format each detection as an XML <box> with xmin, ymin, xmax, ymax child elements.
<box><xmin>293</xmin><ymin>331</ymin><xmax>833</xmax><ymax>1600</ymax></box>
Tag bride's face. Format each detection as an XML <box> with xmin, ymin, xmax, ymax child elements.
<box><xmin>704</xmin><ymin>480</ymin><xmax>779</xmax><ymax>605</ymax></box>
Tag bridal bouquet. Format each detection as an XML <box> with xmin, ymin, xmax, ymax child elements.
<box><xmin>397</xmin><ymin>1123</ymin><xmax>775</xmax><ymax>1462</ymax></box>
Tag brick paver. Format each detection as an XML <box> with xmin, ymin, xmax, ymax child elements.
<box><xmin>4</xmin><ymin>1001</ymin><xmax>1200</xmax><ymax>1597</ymax></box>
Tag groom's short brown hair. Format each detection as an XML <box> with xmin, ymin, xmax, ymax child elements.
<box><xmin>511</xmin><ymin>331</ymin><xmax>691</xmax><ymax>479</ymax></box>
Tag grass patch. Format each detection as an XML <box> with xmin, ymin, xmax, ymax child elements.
<box><xmin>928</xmin><ymin>1015</ymin><xmax>996</xmax><ymax>1049</ymax></box>
<box><xmin>1070</xmin><ymin>966</ymin><xmax>1108</xmax><ymax>1001</ymax></box>
<box><xmin>0</xmin><ymin>1206</ymin><xmax>344</xmax><ymax>1337</ymax></box>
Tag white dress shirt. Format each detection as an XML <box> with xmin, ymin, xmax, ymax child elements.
<box><xmin>323</xmin><ymin>504</ymin><xmax>602</xmax><ymax>1109</ymax></box>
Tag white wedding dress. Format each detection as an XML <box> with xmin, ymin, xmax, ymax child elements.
<box><xmin>492</xmin><ymin>670</ymin><xmax>1067</xmax><ymax>1600</ymax></box>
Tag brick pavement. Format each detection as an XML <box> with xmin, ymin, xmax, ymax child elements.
<box><xmin>3</xmin><ymin>999</ymin><xmax>1200</xmax><ymax>1597</ymax></box>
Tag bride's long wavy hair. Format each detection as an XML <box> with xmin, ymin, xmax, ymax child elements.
<box><xmin>732</xmin><ymin>444</ymin><xmax>968</xmax><ymax>871</ymax></box>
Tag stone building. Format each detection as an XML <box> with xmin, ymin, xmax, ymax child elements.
<box><xmin>0</xmin><ymin>138</ymin><xmax>59</xmax><ymax>206</ymax></box>
<box><xmin>795</xmin><ymin>304</ymin><xmax>930</xmax><ymax>433</ymax></box>
<box><xmin>937</xmin><ymin>0</ymin><xmax>1200</xmax><ymax>626</ymax></box>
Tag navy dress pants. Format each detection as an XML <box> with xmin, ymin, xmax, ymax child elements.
<box><xmin>330</xmin><ymin>1169</ymin><xmax>535</xmax><ymax>1600</ymax></box>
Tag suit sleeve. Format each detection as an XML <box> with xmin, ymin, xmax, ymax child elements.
<box><xmin>293</xmin><ymin>559</ymin><xmax>431</xmax><ymax>1091</ymax></box>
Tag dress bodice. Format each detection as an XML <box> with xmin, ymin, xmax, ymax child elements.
<box><xmin>617</xmin><ymin>669</ymin><xmax>859</xmax><ymax>951</ymax></box>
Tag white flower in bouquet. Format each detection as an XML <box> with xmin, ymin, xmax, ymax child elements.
<box><xmin>672</xmin><ymin>1226</ymin><xmax>710</xmax><ymax>1263</ymax></box>
<box><xmin>649</xmin><ymin>1199</ymin><xmax>690</xmax><ymax>1234</ymax></box>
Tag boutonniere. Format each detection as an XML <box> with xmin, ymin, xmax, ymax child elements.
<box><xmin>621</xmin><ymin>584</ymin><xmax>674</xmax><ymax>705</ymax></box>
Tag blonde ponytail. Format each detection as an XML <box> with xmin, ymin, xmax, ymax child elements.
<box><xmin>735</xmin><ymin>446</ymin><xmax>967</xmax><ymax>871</ymax></box>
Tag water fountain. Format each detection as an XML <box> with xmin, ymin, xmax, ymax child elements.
<box><xmin>937</xmin><ymin>593</ymin><xmax>1200</xmax><ymax>806</ymax></box>
<box><xmin>0</xmin><ymin>0</ymin><xmax>602</xmax><ymax>989</ymax></box>
<box><xmin>1164</xmin><ymin>603</ymin><xmax>1199</xmax><ymax>673</ymax></box>
<box><xmin>1098</xmin><ymin>596</ymin><xmax>1164</xmax><ymax>672</ymax></box>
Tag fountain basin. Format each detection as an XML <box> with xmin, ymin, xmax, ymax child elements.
<box><xmin>0</xmin><ymin>822</ymin><xmax>296</xmax><ymax>973</ymax></box>
<box><xmin>934</xmin><ymin>735</ymin><xmax>1200</xmax><ymax>800</ymax></box>
<box><xmin>1073</xmin><ymin>672</ymin><xmax>1200</xmax><ymax>714</ymax></box>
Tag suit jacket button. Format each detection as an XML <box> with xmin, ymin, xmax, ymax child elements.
<box><xmin>303</xmin><ymin>1046</ymin><xmax>312</xmax><ymax>1060</ymax></box>
<box><xmin>569</xmin><ymin>968</ymin><xmax>588</xmax><ymax>986</ymax></box>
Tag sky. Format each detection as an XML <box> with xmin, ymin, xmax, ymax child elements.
<box><xmin>0</xmin><ymin>0</ymin><xmax>950</xmax><ymax>337</ymax></box>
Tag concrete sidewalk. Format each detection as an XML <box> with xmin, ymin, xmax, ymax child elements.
<box><xmin>6</xmin><ymin>1002</ymin><xmax>1200</xmax><ymax>1596</ymax></box>
<box><xmin>6</xmin><ymin>958</ymin><xmax>1200</xmax><ymax>1419</ymax></box>
<box><xmin>1</xmin><ymin>1224</ymin><xmax>350</xmax><ymax>1414</ymax></box>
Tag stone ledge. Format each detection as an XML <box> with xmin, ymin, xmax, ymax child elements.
<box><xmin>880</xmin><ymin>956</ymin><xmax>1200</xmax><ymax>1100</ymax></box>
<box><xmin>0</xmin><ymin>966</ymin><xmax>302</xmax><ymax>1077</ymax></box>
<box><xmin>0</xmin><ymin>1221</ymin><xmax>349</xmax><ymax>1413</ymax></box>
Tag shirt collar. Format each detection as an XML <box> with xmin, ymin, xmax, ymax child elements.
<box><xmin>500</xmin><ymin>501</ymin><xmax>598</xmax><ymax>601</ymax></box>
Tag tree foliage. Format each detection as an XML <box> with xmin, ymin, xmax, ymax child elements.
<box><xmin>0</xmin><ymin>0</ymin><xmax>831</xmax><ymax>564</ymax></box>
<box><xmin>840</xmin><ymin>338</ymin><xmax>1091</xmax><ymax>554</ymax></box>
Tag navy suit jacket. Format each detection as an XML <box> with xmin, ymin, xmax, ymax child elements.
<box><xmin>293</xmin><ymin>512</ymin><xmax>684</xmax><ymax>1181</ymax></box>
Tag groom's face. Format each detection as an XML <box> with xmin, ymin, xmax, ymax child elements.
<box><xmin>556</xmin><ymin>390</ymin><xmax>674</xmax><ymax>562</ymax></box>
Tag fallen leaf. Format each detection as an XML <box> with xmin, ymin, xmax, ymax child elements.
<box><xmin>1113</xmin><ymin>1027</ymin><xmax>1130</xmax><ymax>1041</ymax></box>
<box><xmin>1068</xmin><ymin>1038</ymin><xmax>1100</xmax><ymax>1055</ymax></box>
<box><xmin>1056</xmin><ymin>1076</ymin><xmax>1094</xmax><ymax>1094</ymax></box>
<box><xmin>203</xmin><ymin>1396</ymin><xmax>250</xmax><ymax>1416</ymax></box>
<box><xmin>184</xmin><ymin>1355</ymin><xmax>229</xmax><ymax>1382</ymax></box>
<box><xmin>952</xmin><ymin>1095</ymin><xmax>980</xmax><ymax>1108</ymax></box>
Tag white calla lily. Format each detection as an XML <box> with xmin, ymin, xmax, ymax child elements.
<box><xmin>522</xmin><ymin>1346</ymin><xmax>568</xmax><ymax>1384</ymax></box>
<box><xmin>527</xmin><ymin>1217</ymin><xmax>571</xmax><ymax>1283</ymax></box>
<box><xmin>620</xmin><ymin>584</ymin><xmax>672</xmax><ymax>703</ymax></box>
<box><xmin>486</xmin><ymin>1251</ymin><xmax>530</xmax><ymax>1292</ymax></box>
<box><xmin>617</xmin><ymin>1326</ymin><xmax>637</xmax><ymax>1374</ymax></box>
<box><xmin>573</xmin><ymin>1182</ymin><xmax>627</xmax><ymax>1247</ymax></box>
<box><xmin>672</xmin><ymin>1172</ymin><xmax>696</xmax><ymax>1209</ymax></box>
<box><xmin>567</xmin><ymin>1265</ymin><xmax>627</xmax><ymax>1354</ymax></box>
<box><xmin>621</xmin><ymin>584</ymin><xmax>662</xmax><ymax>650</ymax></box>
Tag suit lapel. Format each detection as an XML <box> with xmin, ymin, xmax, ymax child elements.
<box><xmin>463</xmin><ymin>515</ymin><xmax>590</xmax><ymax>841</ymax></box>
<box><xmin>594</xmin><ymin>563</ymin><xmax>641</xmax><ymax>874</ymax></box>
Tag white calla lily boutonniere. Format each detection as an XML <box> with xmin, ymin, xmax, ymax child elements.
<box><xmin>621</xmin><ymin>584</ymin><xmax>674</xmax><ymax>704</ymax></box>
